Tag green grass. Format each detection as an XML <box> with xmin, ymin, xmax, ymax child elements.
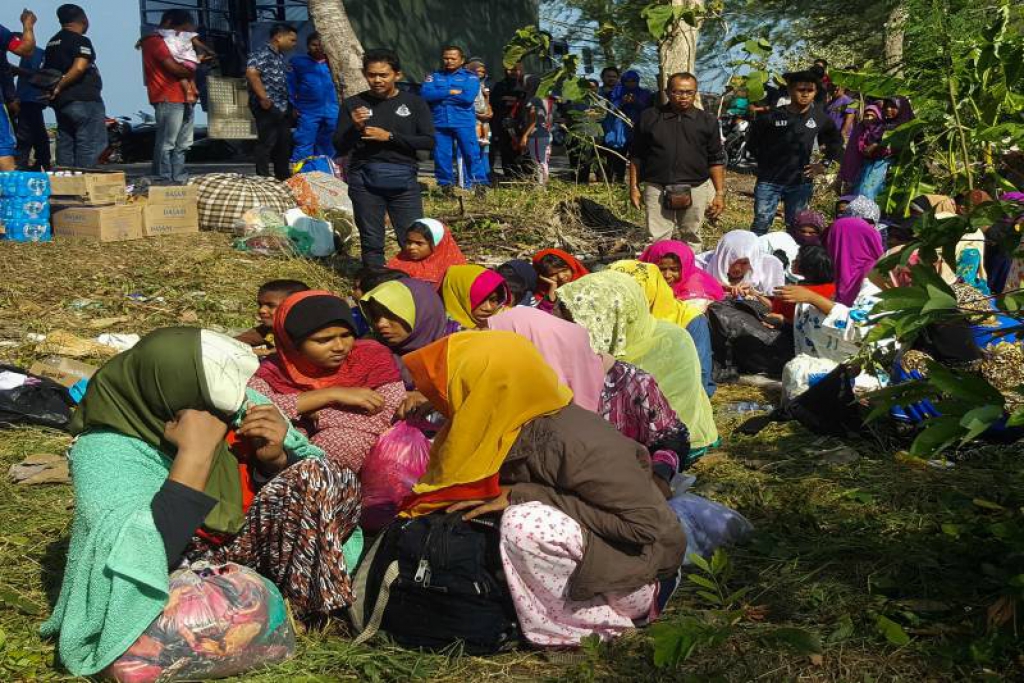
<box><xmin>1</xmin><ymin>179</ymin><xmax>1023</xmax><ymax>680</ymax></box>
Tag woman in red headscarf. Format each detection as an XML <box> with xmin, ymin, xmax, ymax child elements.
<box><xmin>532</xmin><ymin>248</ymin><xmax>589</xmax><ymax>311</ymax></box>
<box><xmin>249</xmin><ymin>291</ymin><xmax>405</xmax><ymax>472</ymax></box>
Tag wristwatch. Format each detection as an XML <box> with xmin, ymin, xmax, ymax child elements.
<box><xmin>388</xmin><ymin>132</ymin><xmax>395</xmax><ymax>142</ymax></box>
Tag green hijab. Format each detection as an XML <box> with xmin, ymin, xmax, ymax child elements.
<box><xmin>560</xmin><ymin>271</ymin><xmax>719</xmax><ymax>449</ymax></box>
<box><xmin>71</xmin><ymin>327</ymin><xmax>253</xmax><ymax>534</ymax></box>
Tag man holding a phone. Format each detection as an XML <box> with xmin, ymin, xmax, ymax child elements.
<box><xmin>629</xmin><ymin>72</ymin><xmax>725</xmax><ymax>252</ymax></box>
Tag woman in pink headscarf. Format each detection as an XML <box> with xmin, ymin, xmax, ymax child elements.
<box><xmin>639</xmin><ymin>241</ymin><xmax>724</xmax><ymax>309</ymax></box>
<box><xmin>489</xmin><ymin>306</ymin><xmax>695</xmax><ymax>482</ymax></box>
<box><xmin>776</xmin><ymin>217</ymin><xmax>886</xmax><ymax>362</ymax></box>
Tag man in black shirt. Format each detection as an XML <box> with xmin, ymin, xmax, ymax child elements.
<box><xmin>43</xmin><ymin>4</ymin><xmax>106</xmax><ymax>168</ymax></box>
<box><xmin>488</xmin><ymin>61</ymin><xmax>526</xmax><ymax>179</ymax></box>
<box><xmin>747</xmin><ymin>70</ymin><xmax>843</xmax><ymax>235</ymax></box>
<box><xmin>629</xmin><ymin>72</ymin><xmax>725</xmax><ymax>251</ymax></box>
<box><xmin>335</xmin><ymin>49</ymin><xmax>435</xmax><ymax>266</ymax></box>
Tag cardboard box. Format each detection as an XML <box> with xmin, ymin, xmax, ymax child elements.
<box><xmin>143</xmin><ymin>185</ymin><xmax>199</xmax><ymax>236</ymax></box>
<box><xmin>51</xmin><ymin>203</ymin><xmax>144</xmax><ymax>242</ymax></box>
<box><xmin>49</xmin><ymin>172</ymin><xmax>127</xmax><ymax>205</ymax></box>
<box><xmin>29</xmin><ymin>357</ymin><xmax>98</xmax><ymax>388</ymax></box>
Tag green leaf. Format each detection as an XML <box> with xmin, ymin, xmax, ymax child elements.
<box><xmin>743</xmin><ymin>39</ymin><xmax>770</xmax><ymax>59</ymax></box>
<box><xmin>745</xmin><ymin>70</ymin><xmax>767</xmax><ymax>103</ymax></box>
<box><xmin>941</xmin><ymin>523</ymin><xmax>963</xmax><ymax>538</ymax></box>
<box><xmin>1008</xmin><ymin>407</ymin><xmax>1024</xmax><ymax>428</ymax></box>
<box><xmin>0</xmin><ymin>588</ymin><xmax>42</xmax><ymax>616</ymax></box>
<box><xmin>641</xmin><ymin>4</ymin><xmax>675</xmax><ymax>40</ymax></box>
<box><xmin>910</xmin><ymin>416</ymin><xmax>964</xmax><ymax>456</ymax></box>
<box><xmin>973</xmin><ymin>498</ymin><xmax>1007</xmax><ymax>511</ymax></box>
<box><xmin>959</xmin><ymin>405</ymin><xmax>1006</xmax><ymax>444</ymax></box>
<box><xmin>920</xmin><ymin>284</ymin><xmax>957</xmax><ymax>313</ymax></box>
<box><xmin>687</xmin><ymin>574</ymin><xmax>717</xmax><ymax>591</ymax></box>
<box><xmin>828</xmin><ymin>615</ymin><xmax>855</xmax><ymax>643</ymax></box>
<box><xmin>725</xmin><ymin>586</ymin><xmax>753</xmax><ymax>604</ymax></box>
<box><xmin>875</xmin><ymin>614</ymin><xmax>911</xmax><ymax>646</ymax></box>
<box><xmin>649</xmin><ymin>619</ymin><xmax>703</xmax><ymax>668</ymax></box>
<box><xmin>696</xmin><ymin>589</ymin><xmax>723</xmax><ymax>605</ymax></box>
<box><xmin>843</xmin><ymin>489</ymin><xmax>876</xmax><ymax>505</ymax></box>
<box><xmin>710</xmin><ymin>548</ymin><xmax>728</xmax><ymax>575</ymax></box>
<box><xmin>688</xmin><ymin>553</ymin><xmax>711</xmax><ymax>573</ymax></box>
<box><xmin>761</xmin><ymin>627</ymin><xmax>823</xmax><ymax>654</ymax></box>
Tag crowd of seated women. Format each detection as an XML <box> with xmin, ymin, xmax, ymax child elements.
<box><xmin>41</xmin><ymin>191</ymin><xmax>1024</xmax><ymax>679</ymax></box>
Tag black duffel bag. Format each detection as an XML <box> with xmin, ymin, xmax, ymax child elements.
<box><xmin>0</xmin><ymin>364</ymin><xmax>75</xmax><ymax>431</ymax></box>
<box><xmin>350</xmin><ymin>511</ymin><xmax>519</xmax><ymax>654</ymax></box>
<box><xmin>707</xmin><ymin>300</ymin><xmax>794</xmax><ymax>379</ymax></box>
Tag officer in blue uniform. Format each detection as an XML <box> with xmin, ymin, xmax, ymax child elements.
<box><xmin>420</xmin><ymin>45</ymin><xmax>489</xmax><ymax>190</ymax></box>
<box><xmin>287</xmin><ymin>32</ymin><xmax>340</xmax><ymax>162</ymax></box>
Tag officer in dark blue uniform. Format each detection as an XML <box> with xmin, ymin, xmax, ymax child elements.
<box><xmin>287</xmin><ymin>32</ymin><xmax>340</xmax><ymax>163</ymax></box>
<box><xmin>420</xmin><ymin>45</ymin><xmax>489</xmax><ymax>190</ymax></box>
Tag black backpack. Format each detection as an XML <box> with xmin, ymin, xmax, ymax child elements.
<box><xmin>349</xmin><ymin>512</ymin><xmax>519</xmax><ymax>654</ymax></box>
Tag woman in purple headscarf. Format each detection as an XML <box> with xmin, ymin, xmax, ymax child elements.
<box><xmin>775</xmin><ymin>217</ymin><xmax>885</xmax><ymax>362</ymax></box>
<box><xmin>838</xmin><ymin>97</ymin><xmax>913</xmax><ymax>198</ymax></box>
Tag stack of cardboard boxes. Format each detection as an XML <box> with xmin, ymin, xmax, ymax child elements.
<box><xmin>49</xmin><ymin>171</ymin><xmax>199</xmax><ymax>242</ymax></box>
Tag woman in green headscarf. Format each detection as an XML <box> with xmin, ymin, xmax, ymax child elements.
<box><xmin>558</xmin><ymin>271</ymin><xmax>719</xmax><ymax>452</ymax></box>
<box><xmin>42</xmin><ymin>328</ymin><xmax>363</xmax><ymax>678</ymax></box>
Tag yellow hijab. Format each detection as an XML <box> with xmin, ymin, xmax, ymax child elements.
<box><xmin>401</xmin><ymin>331</ymin><xmax>573</xmax><ymax>515</ymax></box>
<box><xmin>440</xmin><ymin>264</ymin><xmax>508</xmax><ymax>329</ymax></box>
<box><xmin>609</xmin><ymin>260</ymin><xmax>701</xmax><ymax>328</ymax></box>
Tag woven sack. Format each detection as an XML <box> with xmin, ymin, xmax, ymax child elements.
<box><xmin>190</xmin><ymin>173</ymin><xmax>297</xmax><ymax>232</ymax></box>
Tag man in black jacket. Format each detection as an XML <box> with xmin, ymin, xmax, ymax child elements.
<box><xmin>334</xmin><ymin>49</ymin><xmax>435</xmax><ymax>266</ymax></box>
<box><xmin>747</xmin><ymin>70</ymin><xmax>843</xmax><ymax>235</ymax></box>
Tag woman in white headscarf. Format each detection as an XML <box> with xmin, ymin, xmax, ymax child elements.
<box><xmin>697</xmin><ymin>230</ymin><xmax>786</xmax><ymax>297</ymax></box>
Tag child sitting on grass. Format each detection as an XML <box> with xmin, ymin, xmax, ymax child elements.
<box><xmin>768</xmin><ymin>245</ymin><xmax>836</xmax><ymax>324</ymax></box>
<box><xmin>235</xmin><ymin>279</ymin><xmax>309</xmax><ymax>353</ymax></box>
<box><xmin>531</xmin><ymin>248</ymin><xmax>589</xmax><ymax>311</ymax></box>
<box><xmin>385</xmin><ymin>218</ymin><xmax>466</xmax><ymax>288</ymax></box>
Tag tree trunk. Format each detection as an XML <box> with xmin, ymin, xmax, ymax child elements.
<box><xmin>657</xmin><ymin>0</ymin><xmax>703</xmax><ymax>104</ymax></box>
<box><xmin>883</xmin><ymin>1</ymin><xmax>908</xmax><ymax>76</ymax></box>
<box><xmin>307</xmin><ymin>0</ymin><xmax>367</xmax><ymax>97</ymax></box>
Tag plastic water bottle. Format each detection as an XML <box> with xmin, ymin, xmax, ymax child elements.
<box><xmin>721</xmin><ymin>401</ymin><xmax>773</xmax><ymax>416</ymax></box>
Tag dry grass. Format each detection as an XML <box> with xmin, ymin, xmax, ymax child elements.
<box><xmin>1</xmin><ymin>177</ymin><xmax>1022</xmax><ymax>681</ymax></box>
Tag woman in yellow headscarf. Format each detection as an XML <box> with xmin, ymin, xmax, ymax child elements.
<box><xmin>608</xmin><ymin>260</ymin><xmax>716</xmax><ymax>398</ymax></box>
<box><xmin>399</xmin><ymin>330</ymin><xmax>686</xmax><ymax>648</ymax></box>
<box><xmin>559</xmin><ymin>271</ymin><xmax>719</xmax><ymax>450</ymax></box>
<box><xmin>440</xmin><ymin>265</ymin><xmax>513</xmax><ymax>329</ymax></box>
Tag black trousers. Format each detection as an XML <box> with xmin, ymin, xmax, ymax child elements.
<box><xmin>253</xmin><ymin>107</ymin><xmax>291</xmax><ymax>180</ymax></box>
<box><xmin>348</xmin><ymin>163</ymin><xmax>423</xmax><ymax>267</ymax></box>
<box><xmin>15</xmin><ymin>102</ymin><xmax>51</xmax><ymax>170</ymax></box>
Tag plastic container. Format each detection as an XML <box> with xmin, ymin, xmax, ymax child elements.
<box><xmin>720</xmin><ymin>401</ymin><xmax>773</xmax><ymax>416</ymax></box>
<box><xmin>2</xmin><ymin>219</ymin><xmax>52</xmax><ymax>243</ymax></box>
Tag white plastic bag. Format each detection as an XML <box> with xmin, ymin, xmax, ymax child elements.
<box><xmin>781</xmin><ymin>354</ymin><xmax>839</xmax><ymax>404</ymax></box>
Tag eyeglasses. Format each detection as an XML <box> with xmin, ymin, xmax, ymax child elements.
<box><xmin>669</xmin><ymin>89</ymin><xmax>697</xmax><ymax>97</ymax></box>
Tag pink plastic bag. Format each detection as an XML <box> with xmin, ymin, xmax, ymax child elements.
<box><xmin>359</xmin><ymin>421</ymin><xmax>431</xmax><ymax>532</ymax></box>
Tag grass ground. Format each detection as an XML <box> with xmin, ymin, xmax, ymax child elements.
<box><xmin>1</xmin><ymin>175</ymin><xmax>1022</xmax><ymax>681</ymax></box>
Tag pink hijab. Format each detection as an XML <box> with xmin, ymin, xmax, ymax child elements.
<box><xmin>826</xmin><ymin>218</ymin><xmax>885</xmax><ymax>306</ymax></box>
<box><xmin>639</xmin><ymin>240</ymin><xmax>725</xmax><ymax>301</ymax></box>
<box><xmin>488</xmin><ymin>307</ymin><xmax>605</xmax><ymax>412</ymax></box>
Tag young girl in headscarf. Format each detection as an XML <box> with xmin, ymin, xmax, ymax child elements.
<box><xmin>385</xmin><ymin>218</ymin><xmax>467</xmax><ymax>289</ymax></box>
<box><xmin>559</xmin><ymin>271</ymin><xmax>719</xmax><ymax>452</ymax></box>
<box><xmin>489</xmin><ymin>306</ymin><xmax>693</xmax><ymax>480</ymax></box>
<box><xmin>440</xmin><ymin>264</ymin><xmax>512</xmax><ymax>329</ymax></box>
<box><xmin>249</xmin><ymin>291</ymin><xmax>405</xmax><ymax>472</ymax></box>
<box><xmin>532</xmin><ymin>248</ymin><xmax>590</xmax><ymax>310</ymax></box>
<box><xmin>399</xmin><ymin>331</ymin><xmax>686</xmax><ymax>647</ymax></box>
<box><xmin>497</xmin><ymin>259</ymin><xmax>541</xmax><ymax>306</ymax></box>
<box><xmin>790</xmin><ymin>209</ymin><xmax>827</xmax><ymax>246</ymax></box>
<box><xmin>639</xmin><ymin>240</ymin><xmax>724</xmax><ymax>311</ymax></box>
<box><xmin>43</xmin><ymin>329</ymin><xmax>363</xmax><ymax>679</ymax></box>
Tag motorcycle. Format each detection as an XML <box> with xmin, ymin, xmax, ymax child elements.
<box><xmin>720</xmin><ymin>114</ymin><xmax>755</xmax><ymax>172</ymax></box>
<box><xmin>99</xmin><ymin>115</ymin><xmax>133</xmax><ymax>165</ymax></box>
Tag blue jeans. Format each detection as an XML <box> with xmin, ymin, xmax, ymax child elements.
<box><xmin>54</xmin><ymin>100</ymin><xmax>108</xmax><ymax>168</ymax></box>
<box><xmin>687</xmin><ymin>315</ymin><xmax>716</xmax><ymax>398</ymax></box>
<box><xmin>854</xmin><ymin>157</ymin><xmax>891</xmax><ymax>202</ymax></box>
<box><xmin>434</xmin><ymin>126</ymin><xmax>488</xmax><ymax>187</ymax></box>
<box><xmin>348</xmin><ymin>163</ymin><xmax>423</xmax><ymax>266</ymax></box>
<box><xmin>291</xmin><ymin>109</ymin><xmax>338</xmax><ymax>162</ymax></box>
<box><xmin>751</xmin><ymin>180</ymin><xmax>814</xmax><ymax>235</ymax></box>
<box><xmin>152</xmin><ymin>102</ymin><xmax>195</xmax><ymax>183</ymax></box>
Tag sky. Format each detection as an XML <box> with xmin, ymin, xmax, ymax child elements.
<box><xmin>8</xmin><ymin>1</ymin><xmax>160</xmax><ymax>122</ymax></box>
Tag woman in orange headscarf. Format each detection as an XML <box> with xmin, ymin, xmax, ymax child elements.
<box><xmin>532</xmin><ymin>248</ymin><xmax>589</xmax><ymax>310</ymax></box>
<box><xmin>399</xmin><ymin>331</ymin><xmax>685</xmax><ymax>647</ymax></box>
<box><xmin>249</xmin><ymin>291</ymin><xmax>405</xmax><ymax>472</ymax></box>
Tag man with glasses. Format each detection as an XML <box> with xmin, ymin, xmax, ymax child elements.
<box><xmin>629</xmin><ymin>71</ymin><xmax>724</xmax><ymax>251</ymax></box>
<box><xmin>747</xmin><ymin>70</ymin><xmax>843</xmax><ymax>235</ymax></box>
